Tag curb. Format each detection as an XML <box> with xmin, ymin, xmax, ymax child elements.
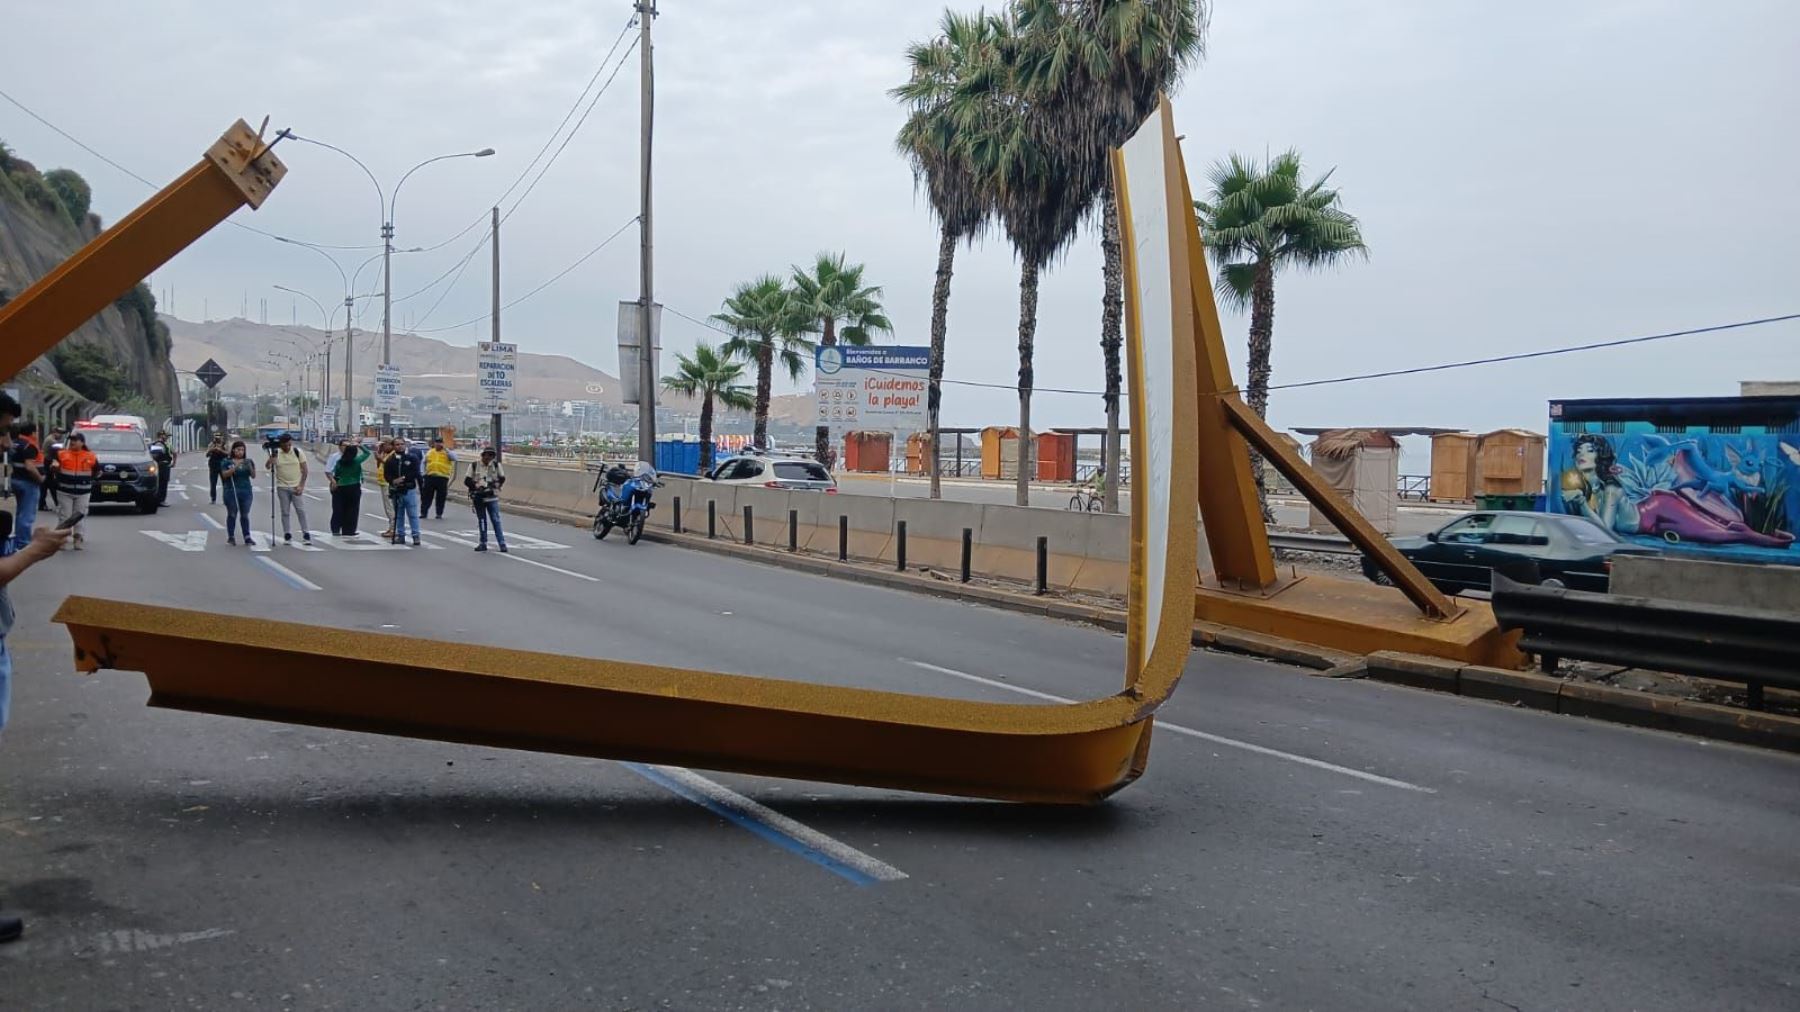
<box><xmin>411</xmin><ymin>494</ymin><xmax>1800</xmax><ymax>754</ymax></box>
<box><xmin>1364</xmin><ymin>651</ymin><xmax>1800</xmax><ymax>754</ymax></box>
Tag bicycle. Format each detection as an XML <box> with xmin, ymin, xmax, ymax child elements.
<box><xmin>1067</xmin><ymin>488</ymin><xmax>1103</xmax><ymax>512</ymax></box>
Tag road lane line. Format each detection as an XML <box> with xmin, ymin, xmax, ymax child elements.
<box><xmin>255</xmin><ymin>557</ymin><xmax>321</xmax><ymax>591</ymax></box>
<box><xmin>495</xmin><ymin>550</ymin><xmax>600</xmax><ymax>582</ymax></box>
<box><xmin>906</xmin><ymin>660</ymin><xmax>1436</xmax><ymax>794</ymax></box>
<box><xmin>624</xmin><ymin>763</ymin><xmax>907</xmax><ymax>886</ymax></box>
<box><xmin>196</xmin><ymin>512</ymin><xmax>224</xmax><ymax>530</ymax></box>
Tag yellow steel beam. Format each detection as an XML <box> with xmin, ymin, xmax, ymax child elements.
<box><xmin>0</xmin><ymin>119</ymin><xmax>285</xmax><ymax>381</ymax></box>
<box><xmin>1221</xmin><ymin>396</ymin><xmax>1459</xmax><ymax>619</ymax></box>
<box><xmin>51</xmin><ymin>102</ymin><xmax>1202</xmax><ymax>804</ymax></box>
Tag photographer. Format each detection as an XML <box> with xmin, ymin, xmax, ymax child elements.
<box><xmin>204</xmin><ymin>434</ymin><xmax>227</xmax><ymax>504</ymax></box>
<box><xmin>149</xmin><ymin>430</ymin><xmax>175</xmax><ymax>506</ymax></box>
<box><xmin>463</xmin><ymin>447</ymin><xmax>508</xmax><ymax>553</ymax></box>
<box><xmin>382</xmin><ymin>440</ymin><xmax>422</xmax><ymax>546</ymax></box>
<box><xmin>422</xmin><ymin>437</ymin><xmax>456</xmax><ymax>520</ymax></box>
<box><xmin>266</xmin><ymin>433</ymin><xmax>312</xmax><ymax>545</ymax></box>
<box><xmin>8</xmin><ymin>422</ymin><xmax>42</xmax><ymax>554</ymax></box>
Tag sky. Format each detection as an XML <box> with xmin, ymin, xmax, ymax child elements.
<box><xmin>2</xmin><ymin>0</ymin><xmax>1796</xmax><ymax>440</ymax></box>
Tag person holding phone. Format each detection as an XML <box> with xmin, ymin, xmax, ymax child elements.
<box><xmin>218</xmin><ymin>440</ymin><xmax>256</xmax><ymax>546</ymax></box>
<box><xmin>54</xmin><ymin>432</ymin><xmax>97</xmax><ymax>550</ymax></box>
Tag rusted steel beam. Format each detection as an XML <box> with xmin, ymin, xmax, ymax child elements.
<box><xmin>0</xmin><ymin>119</ymin><xmax>285</xmax><ymax>380</ymax></box>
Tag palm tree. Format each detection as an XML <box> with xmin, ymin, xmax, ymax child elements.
<box><xmin>892</xmin><ymin>10</ymin><xmax>1004</xmax><ymax>499</ymax></box>
<box><xmin>661</xmin><ymin>343</ymin><xmax>755</xmax><ymax>473</ymax></box>
<box><xmin>1009</xmin><ymin>0</ymin><xmax>1206</xmax><ymax>511</ymax></box>
<box><xmin>711</xmin><ymin>276</ymin><xmax>814</xmax><ymax>450</ymax></box>
<box><xmin>1195</xmin><ymin>149</ymin><xmax>1367</xmax><ymax>516</ymax></box>
<box><xmin>949</xmin><ymin>10</ymin><xmax>1095</xmax><ymax>506</ymax></box>
<box><xmin>790</xmin><ymin>252</ymin><xmax>893</xmax><ymax>468</ymax></box>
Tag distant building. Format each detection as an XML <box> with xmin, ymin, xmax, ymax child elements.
<box><xmin>1741</xmin><ymin>381</ymin><xmax>1800</xmax><ymax>397</ymax></box>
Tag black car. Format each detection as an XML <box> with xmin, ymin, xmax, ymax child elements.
<box><xmin>77</xmin><ymin>425</ymin><xmax>162</xmax><ymax>514</ymax></box>
<box><xmin>1365</xmin><ymin>510</ymin><xmax>1652</xmax><ymax>594</ymax></box>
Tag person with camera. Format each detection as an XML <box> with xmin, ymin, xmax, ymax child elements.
<box><xmin>383</xmin><ymin>441</ymin><xmax>423</xmax><ymax>546</ymax></box>
<box><xmin>204</xmin><ymin>434</ymin><xmax>227</xmax><ymax>504</ymax></box>
<box><xmin>218</xmin><ymin>440</ymin><xmax>256</xmax><ymax>546</ymax></box>
<box><xmin>267</xmin><ymin>433</ymin><xmax>312</xmax><ymax>545</ymax></box>
<box><xmin>422</xmin><ymin>437</ymin><xmax>456</xmax><ymax>520</ymax></box>
<box><xmin>463</xmin><ymin>447</ymin><xmax>508</xmax><ymax>553</ymax></box>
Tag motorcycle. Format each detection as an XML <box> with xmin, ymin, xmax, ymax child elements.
<box><xmin>592</xmin><ymin>462</ymin><xmax>661</xmax><ymax>545</ymax></box>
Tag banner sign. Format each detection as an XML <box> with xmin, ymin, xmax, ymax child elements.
<box><xmin>477</xmin><ymin>341</ymin><xmax>517</xmax><ymax>412</ymax></box>
<box><xmin>813</xmin><ymin>345</ymin><xmax>930</xmax><ymax>432</ymax></box>
<box><xmin>373</xmin><ymin>363</ymin><xmax>402</xmax><ymax>412</ymax></box>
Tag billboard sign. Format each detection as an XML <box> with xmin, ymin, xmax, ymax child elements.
<box><xmin>813</xmin><ymin>345</ymin><xmax>929</xmax><ymax>433</ymax></box>
<box><xmin>477</xmin><ymin>341</ymin><xmax>517</xmax><ymax>412</ymax></box>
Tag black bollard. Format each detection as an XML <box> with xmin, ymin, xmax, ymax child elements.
<box><xmin>961</xmin><ymin>527</ymin><xmax>973</xmax><ymax>583</ymax></box>
<box><xmin>838</xmin><ymin>515</ymin><xmax>848</xmax><ymax>561</ymax></box>
<box><xmin>788</xmin><ymin>509</ymin><xmax>798</xmax><ymax>552</ymax></box>
<box><xmin>896</xmin><ymin>520</ymin><xmax>907</xmax><ymax>572</ymax></box>
<box><xmin>707</xmin><ymin>500</ymin><xmax>716</xmax><ymax>539</ymax></box>
<box><xmin>1035</xmin><ymin>535</ymin><xmax>1048</xmax><ymax>595</ymax></box>
<box><xmin>673</xmin><ymin>495</ymin><xmax>683</xmax><ymax>533</ymax></box>
<box><xmin>743</xmin><ymin>504</ymin><xmax>754</xmax><ymax>545</ymax></box>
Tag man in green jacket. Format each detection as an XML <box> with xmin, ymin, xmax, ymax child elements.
<box><xmin>327</xmin><ymin>439</ymin><xmax>371</xmax><ymax>537</ymax></box>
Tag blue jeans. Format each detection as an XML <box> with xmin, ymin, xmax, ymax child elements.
<box><xmin>223</xmin><ymin>484</ymin><xmax>253</xmax><ymax>540</ymax></box>
<box><xmin>393</xmin><ymin>488</ymin><xmax>421</xmax><ymax>541</ymax></box>
<box><xmin>475</xmin><ymin>497</ymin><xmax>505</xmax><ymax>547</ymax></box>
<box><xmin>10</xmin><ymin>479</ymin><xmax>40</xmax><ymax>553</ymax></box>
<box><xmin>0</xmin><ymin>637</ymin><xmax>13</xmax><ymax>735</ymax></box>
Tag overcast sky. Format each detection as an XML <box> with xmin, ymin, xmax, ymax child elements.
<box><xmin>3</xmin><ymin>0</ymin><xmax>1795</xmax><ymax>437</ymax></box>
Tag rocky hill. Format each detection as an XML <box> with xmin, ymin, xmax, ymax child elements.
<box><xmin>168</xmin><ymin>315</ymin><xmax>819</xmax><ymax>422</ymax></box>
<box><xmin>0</xmin><ymin>142</ymin><xmax>179</xmax><ymax>416</ymax></box>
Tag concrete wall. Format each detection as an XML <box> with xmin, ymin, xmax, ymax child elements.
<box><xmin>496</xmin><ymin>460</ymin><xmax>1136</xmax><ymax>593</ymax></box>
<box><xmin>1611</xmin><ymin>555</ymin><xmax>1800</xmax><ymax>613</ymax></box>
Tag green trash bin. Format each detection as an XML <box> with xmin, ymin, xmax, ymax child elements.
<box><xmin>1476</xmin><ymin>493</ymin><xmax>1536</xmax><ymax>511</ymax></box>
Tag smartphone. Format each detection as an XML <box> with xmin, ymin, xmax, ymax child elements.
<box><xmin>55</xmin><ymin>511</ymin><xmax>85</xmax><ymax>531</ymax></box>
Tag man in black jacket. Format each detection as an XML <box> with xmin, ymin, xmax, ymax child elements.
<box><xmin>383</xmin><ymin>444</ymin><xmax>423</xmax><ymax>546</ymax></box>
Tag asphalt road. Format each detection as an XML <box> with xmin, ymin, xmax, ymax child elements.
<box><xmin>832</xmin><ymin>473</ymin><xmax>1460</xmax><ymax>536</ymax></box>
<box><xmin>1</xmin><ymin>461</ymin><xmax>1795</xmax><ymax>1010</ymax></box>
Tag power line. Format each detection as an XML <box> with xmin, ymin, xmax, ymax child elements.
<box><xmin>663</xmin><ymin>307</ymin><xmax>1800</xmax><ymax>399</ymax></box>
<box><xmin>0</xmin><ymin>85</ymin><xmax>382</xmax><ymax>251</ymax></box>
<box><xmin>501</xmin><ymin>34</ymin><xmax>641</xmax><ymax>225</ymax></box>
<box><xmin>412</xmin><ymin>215</ymin><xmax>638</xmax><ymax>334</ymax></box>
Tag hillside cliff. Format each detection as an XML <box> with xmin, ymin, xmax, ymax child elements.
<box><xmin>0</xmin><ymin>143</ymin><xmax>179</xmax><ymax>415</ymax></box>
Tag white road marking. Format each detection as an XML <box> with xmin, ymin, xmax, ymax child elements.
<box><xmin>196</xmin><ymin>512</ymin><xmax>224</xmax><ymax>530</ymax></box>
<box><xmin>256</xmin><ymin>557</ymin><xmax>321</xmax><ymax>591</ymax></box>
<box><xmin>0</xmin><ymin>925</ymin><xmax>235</xmax><ymax>961</ymax></box>
<box><xmin>497</xmin><ymin>551</ymin><xmax>600</xmax><ymax>582</ymax></box>
<box><xmin>421</xmin><ymin>530</ymin><xmax>570</xmax><ymax>551</ymax></box>
<box><xmin>906</xmin><ymin>660</ymin><xmax>1436</xmax><ymax>794</ymax></box>
<box><xmin>140</xmin><ymin>530</ymin><xmax>208</xmax><ymax>552</ymax></box>
<box><xmin>629</xmin><ymin>764</ymin><xmax>907</xmax><ymax>884</ymax></box>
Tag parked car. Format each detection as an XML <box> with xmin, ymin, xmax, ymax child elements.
<box><xmin>703</xmin><ymin>454</ymin><xmax>837</xmax><ymax>492</ymax></box>
<box><xmin>1365</xmin><ymin>510</ymin><xmax>1653</xmax><ymax>594</ymax></box>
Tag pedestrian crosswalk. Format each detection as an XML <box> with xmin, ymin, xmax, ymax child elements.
<box><xmin>141</xmin><ymin>527</ymin><xmax>571</xmax><ymax>553</ymax></box>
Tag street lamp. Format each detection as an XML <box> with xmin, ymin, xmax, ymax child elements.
<box><xmin>285</xmin><ymin>135</ymin><xmax>495</xmax><ymax>431</ymax></box>
<box><xmin>274</xmin><ymin>285</ymin><xmax>334</xmax><ymax>437</ymax></box>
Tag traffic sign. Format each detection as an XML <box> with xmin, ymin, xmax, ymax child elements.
<box><xmin>196</xmin><ymin>358</ymin><xmax>227</xmax><ymax>389</ymax></box>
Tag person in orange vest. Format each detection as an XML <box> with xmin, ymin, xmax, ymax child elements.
<box><xmin>54</xmin><ymin>431</ymin><xmax>98</xmax><ymax>550</ymax></box>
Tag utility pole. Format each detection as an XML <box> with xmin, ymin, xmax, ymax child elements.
<box><xmin>636</xmin><ymin>0</ymin><xmax>657</xmax><ymax>464</ymax></box>
<box><xmin>490</xmin><ymin>205</ymin><xmax>502</xmax><ymax>458</ymax></box>
<box><xmin>381</xmin><ymin>219</ymin><xmax>394</xmax><ymax>433</ymax></box>
<box><xmin>342</xmin><ymin>294</ymin><xmax>355</xmax><ymax>435</ymax></box>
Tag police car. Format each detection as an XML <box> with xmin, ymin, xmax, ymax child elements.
<box><xmin>74</xmin><ymin>421</ymin><xmax>162</xmax><ymax>514</ymax></box>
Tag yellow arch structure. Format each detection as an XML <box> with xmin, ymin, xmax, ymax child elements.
<box><xmin>37</xmin><ymin>102</ymin><xmax>1201</xmax><ymax>804</ymax></box>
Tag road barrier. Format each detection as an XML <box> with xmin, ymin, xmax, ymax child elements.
<box><xmin>1490</xmin><ymin>573</ymin><xmax>1800</xmax><ymax>709</ymax></box>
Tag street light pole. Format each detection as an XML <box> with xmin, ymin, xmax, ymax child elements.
<box><xmin>490</xmin><ymin>205</ymin><xmax>503</xmax><ymax>457</ymax></box>
<box><xmin>637</xmin><ymin>0</ymin><xmax>658</xmax><ymax>464</ymax></box>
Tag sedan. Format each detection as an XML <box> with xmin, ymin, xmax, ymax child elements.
<box><xmin>704</xmin><ymin>455</ymin><xmax>837</xmax><ymax>492</ymax></box>
<box><xmin>1364</xmin><ymin>510</ymin><xmax>1653</xmax><ymax>594</ymax></box>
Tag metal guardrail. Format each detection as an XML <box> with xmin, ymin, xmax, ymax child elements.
<box><xmin>1490</xmin><ymin>573</ymin><xmax>1799</xmax><ymax>709</ymax></box>
<box><xmin>1267</xmin><ymin>531</ymin><xmax>1358</xmax><ymax>555</ymax></box>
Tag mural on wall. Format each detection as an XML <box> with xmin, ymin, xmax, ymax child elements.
<box><xmin>1547</xmin><ymin>426</ymin><xmax>1800</xmax><ymax>563</ymax></box>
